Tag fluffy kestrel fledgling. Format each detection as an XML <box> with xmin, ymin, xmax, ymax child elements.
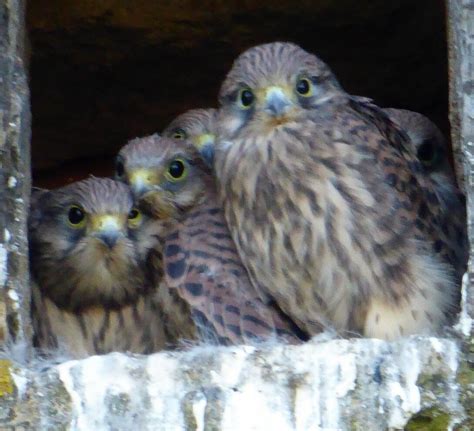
<box><xmin>29</xmin><ymin>177</ymin><xmax>167</xmax><ymax>357</ymax></box>
<box><xmin>213</xmin><ymin>42</ymin><xmax>466</xmax><ymax>340</ymax></box>
<box><xmin>381</xmin><ymin>108</ymin><xmax>467</xmax><ymax>278</ymax></box>
<box><xmin>116</xmin><ymin>134</ymin><xmax>306</xmax><ymax>345</ymax></box>
<box><xmin>383</xmin><ymin>108</ymin><xmax>463</xmax><ymax>205</ymax></box>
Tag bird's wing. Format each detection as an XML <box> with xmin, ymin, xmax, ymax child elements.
<box><xmin>346</xmin><ymin>97</ymin><xmax>467</xmax><ymax>278</ymax></box>
<box><xmin>163</xmin><ymin>198</ymin><xmax>306</xmax><ymax>345</ymax></box>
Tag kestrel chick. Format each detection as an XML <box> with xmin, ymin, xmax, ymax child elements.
<box><xmin>162</xmin><ymin>108</ymin><xmax>218</xmax><ymax>166</ymax></box>
<box><xmin>383</xmin><ymin>108</ymin><xmax>467</xmax><ymax>277</ymax></box>
<box><xmin>29</xmin><ymin>177</ymin><xmax>166</xmax><ymax>357</ymax></box>
<box><xmin>116</xmin><ymin>134</ymin><xmax>305</xmax><ymax>345</ymax></box>
<box><xmin>382</xmin><ymin>108</ymin><xmax>462</xmax><ymax>206</ymax></box>
<box><xmin>214</xmin><ymin>42</ymin><xmax>465</xmax><ymax>340</ymax></box>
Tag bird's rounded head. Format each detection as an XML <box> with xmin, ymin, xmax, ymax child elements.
<box><xmin>116</xmin><ymin>135</ymin><xmax>211</xmax><ymax>221</ymax></box>
<box><xmin>29</xmin><ymin>177</ymin><xmax>153</xmax><ymax>311</ymax></box>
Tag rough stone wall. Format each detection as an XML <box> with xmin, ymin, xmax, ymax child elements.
<box><xmin>0</xmin><ymin>0</ymin><xmax>31</xmax><ymax>348</ymax></box>
<box><xmin>0</xmin><ymin>0</ymin><xmax>472</xmax><ymax>430</ymax></box>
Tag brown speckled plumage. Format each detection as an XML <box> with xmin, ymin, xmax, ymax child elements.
<box><xmin>214</xmin><ymin>42</ymin><xmax>466</xmax><ymax>340</ymax></box>
<box><xmin>29</xmin><ymin>177</ymin><xmax>166</xmax><ymax>357</ymax></box>
<box><xmin>117</xmin><ymin>135</ymin><xmax>306</xmax><ymax>345</ymax></box>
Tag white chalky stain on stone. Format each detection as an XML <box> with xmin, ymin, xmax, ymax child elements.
<box><xmin>11</xmin><ymin>367</ymin><xmax>28</xmax><ymax>399</ymax></box>
<box><xmin>223</xmin><ymin>382</ymin><xmax>293</xmax><ymax>430</ymax></box>
<box><xmin>7</xmin><ymin>288</ymin><xmax>20</xmax><ymax>309</ymax></box>
<box><xmin>51</xmin><ymin>337</ymin><xmax>461</xmax><ymax>430</ymax></box>
<box><xmin>293</xmin><ymin>381</ymin><xmax>317</xmax><ymax>431</ymax></box>
<box><xmin>192</xmin><ymin>392</ymin><xmax>207</xmax><ymax>431</ymax></box>
<box><xmin>454</xmin><ymin>273</ymin><xmax>472</xmax><ymax>337</ymax></box>
<box><xmin>386</xmin><ymin>341</ymin><xmax>421</xmax><ymax>429</ymax></box>
<box><xmin>0</xmin><ymin>245</ymin><xmax>7</xmax><ymax>287</ymax></box>
<box><xmin>146</xmin><ymin>352</ymin><xmax>186</xmax><ymax>429</ymax></box>
<box><xmin>213</xmin><ymin>347</ymin><xmax>251</xmax><ymax>387</ymax></box>
<box><xmin>58</xmin><ymin>359</ymin><xmax>83</xmax><ymax>429</ymax></box>
<box><xmin>335</xmin><ymin>353</ymin><xmax>356</xmax><ymax>397</ymax></box>
<box><xmin>7</xmin><ymin>176</ymin><xmax>17</xmax><ymax>188</ymax></box>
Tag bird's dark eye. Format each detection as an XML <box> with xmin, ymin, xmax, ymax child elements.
<box><xmin>239</xmin><ymin>88</ymin><xmax>255</xmax><ymax>108</ymax></box>
<box><xmin>68</xmin><ymin>205</ymin><xmax>86</xmax><ymax>227</ymax></box>
<box><xmin>127</xmin><ymin>207</ymin><xmax>142</xmax><ymax>228</ymax></box>
<box><xmin>172</xmin><ymin>128</ymin><xmax>187</xmax><ymax>140</ymax></box>
<box><xmin>128</xmin><ymin>208</ymin><xmax>140</xmax><ymax>220</ymax></box>
<box><xmin>417</xmin><ymin>140</ymin><xmax>437</xmax><ymax>166</ymax></box>
<box><xmin>167</xmin><ymin>159</ymin><xmax>187</xmax><ymax>180</ymax></box>
<box><xmin>296</xmin><ymin>78</ymin><xmax>312</xmax><ymax>96</ymax></box>
<box><xmin>115</xmin><ymin>158</ymin><xmax>125</xmax><ymax>178</ymax></box>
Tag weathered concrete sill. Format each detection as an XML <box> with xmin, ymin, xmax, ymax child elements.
<box><xmin>0</xmin><ymin>332</ymin><xmax>471</xmax><ymax>430</ymax></box>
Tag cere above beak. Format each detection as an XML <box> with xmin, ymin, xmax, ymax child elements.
<box><xmin>264</xmin><ymin>86</ymin><xmax>291</xmax><ymax>117</ymax></box>
<box><xmin>129</xmin><ymin>169</ymin><xmax>155</xmax><ymax>196</ymax></box>
<box><xmin>195</xmin><ymin>133</ymin><xmax>216</xmax><ymax>149</ymax></box>
<box><xmin>196</xmin><ymin>134</ymin><xmax>216</xmax><ymax>168</ymax></box>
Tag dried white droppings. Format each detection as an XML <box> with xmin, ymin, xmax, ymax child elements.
<box><xmin>211</xmin><ymin>347</ymin><xmax>252</xmax><ymax>387</ymax></box>
<box><xmin>222</xmin><ymin>382</ymin><xmax>293</xmax><ymax>431</ymax></box>
<box><xmin>11</xmin><ymin>367</ymin><xmax>28</xmax><ymax>399</ymax></box>
<box><xmin>385</xmin><ymin>342</ymin><xmax>421</xmax><ymax>429</ymax></box>
<box><xmin>7</xmin><ymin>289</ymin><xmax>19</xmax><ymax>302</ymax></box>
<box><xmin>45</xmin><ymin>338</ymin><xmax>462</xmax><ymax>430</ymax></box>
<box><xmin>454</xmin><ymin>272</ymin><xmax>473</xmax><ymax>337</ymax></box>
<box><xmin>335</xmin><ymin>353</ymin><xmax>357</xmax><ymax>397</ymax></box>
<box><xmin>145</xmin><ymin>352</ymin><xmax>186</xmax><ymax>429</ymax></box>
<box><xmin>59</xmin><ymin>354</ymin><xmax>146</xmax><ymax>430</ymax></box>
<box><xmin>316</xmin><ymin>343</ymin><xmax>357</xmax><ymax>429</ymax></box>
<box><xmin>293</xmin><ymin>381</ymin><xmax>317</xmax><ymax>431</ymax></box>
<box><xmin>7</xmin><ymin>176</ymin><xmax>17</xmax><ymax>188</ymax></box>
<box><xmin>7</xmin><ymin>289</ymin><xmax>20</xmax><ymax>309</ymax></box>
<box><xmin>429</xmin><ymin>337</ymin><xmax>459</xmax><ymax>373</ymax></box>
<box><xmin>57</xmin><ymin>359</ymin><xmax>82</xmax><ymax>428</ymax></box>
<box><xmin>192</xmin><ymin>392</ymin><xmax>207</xmax><ymax>431</ymax></box>
<box><xmin>0</xmin><ymin>245</ymin><xmax>7</xmax><ymax>287</ymax></box>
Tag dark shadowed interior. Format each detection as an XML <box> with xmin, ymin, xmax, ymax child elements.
<box><xmin>27</xmin><ymin>0</ymin><xmax>447</xmax><ymax>187</ymax></box>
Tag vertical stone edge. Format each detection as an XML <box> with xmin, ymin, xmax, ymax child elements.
<box><xmin>447</xmin><ymin>1</ymin><xmax>474</xmax><ymax>429</ymax></box>
<box><xmin>447</xmin><ymin>0</ymin><xmax>474</xmax><ymax>333</ymax></box>
<box><xmin>0</xmin><ymin>0</ymin><xmax>32</xmax><ymax>350</ymax></box>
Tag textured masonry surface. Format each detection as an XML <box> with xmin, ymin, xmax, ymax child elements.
<box><xmin>0</xmin><ymin>0</ymin><xmax>473</xmax><ymax>429</ymax></box>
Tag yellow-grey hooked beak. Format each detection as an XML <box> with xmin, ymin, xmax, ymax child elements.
<box><xmin>194</xmin><ymin>134</ymin><xmax>216</xmax><ymax>168</ymax></box>
<box><xmin>90</xmin><ymin>214</ymin><xmax>125</xmax><ymax>249</ymax></box>
<box><xmin>264</xmin><ymin>86</ymin><xmax>292</xmax><ymax>117</ymax></box>
<box><xmin>128</xmin><ymin>169</ymin><xmax>157</xmax><ymax>196</ymax></box>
